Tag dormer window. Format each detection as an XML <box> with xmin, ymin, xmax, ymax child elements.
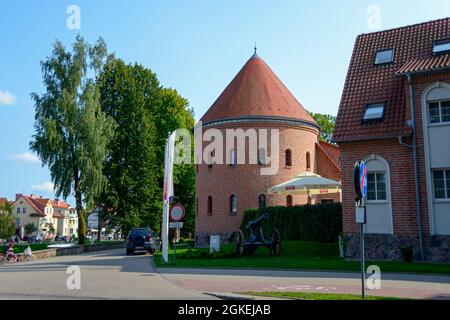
<box><xmin>363</xmin><ymin>103</ymin><xmax>386</xmax><ymax>122</ymax></box>
<box><xmin>433</xmin><ymin>39</ymin><xmax>450</xmax><ymax>55</ymax></box>
<box><xmin>375</xmin><ymin>48</ymin><xmax>394</xmax><ymax>65</ymax></box>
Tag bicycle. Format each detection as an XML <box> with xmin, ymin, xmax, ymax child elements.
<box><xmin>0</xmin><ymin>253</ymin><xmax>5</xmax><ymax>265</ymax></box>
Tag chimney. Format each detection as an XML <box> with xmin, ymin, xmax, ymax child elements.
<box><xmin>15</xmin><ymin>194</ymin><xmax>23</xmax><ymax>201</ymax></box>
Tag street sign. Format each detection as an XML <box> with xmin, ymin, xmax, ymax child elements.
<box><xmin>169</xmin><ymin>222</ymin><xmax>184</xmax><ymax>229</ymax></box>
<box><xmin>355</xmin><ymin>207</ymin><xmax>366</xmax><ymax>224</ymax></box>
<box><xmin>169</xmin><ymin>204</ymin><xmax>185</xmax><ymax>222</ymax></box>
<box><xmin>359</xmin><ymin>160</ymin><xmax>367</xmax><ymax>199</ymax></box>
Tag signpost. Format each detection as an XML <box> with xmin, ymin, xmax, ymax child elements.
<box><xmin>354</xmin><ymin>160</ymin><xmax>367</xmax><ymax>300</ymax></box>
<box><xmin>169</xmin><ymin>204</ymin><xmax>185</xmax><ymax>264</ymax></box>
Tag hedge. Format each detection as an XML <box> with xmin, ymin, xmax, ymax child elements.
<box><xmin>241</xmin><ymin>203</ymin><xmax>342</xmax><ymax>243</ymax></box>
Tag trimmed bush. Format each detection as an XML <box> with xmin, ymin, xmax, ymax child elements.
<box><xmin>241</xmin><ymin>203</ymin><xmax>342</xmax><ymax>243</ymax></box>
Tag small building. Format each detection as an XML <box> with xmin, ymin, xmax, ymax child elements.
<box><xmin>195</xmin><ymin>51</ymin><xmax>341</xmax><ymax>245</ymax></box>
<box><xmin>334</xmin><ymin>18</ymin><xmax>450</xmax><ymax>262</ymax></box>
<box><xmin>12</xmin><ymin>194</ymin><xmax>78</xmax><ymax>239</ymax></box>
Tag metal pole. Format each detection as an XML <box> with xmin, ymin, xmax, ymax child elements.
<box><xmin>173</xmin><ymin>229</ymin><xmax>177</xmax><ymax>265</ymax></box>
<box><xmin>360</xmin><ymin>217</ymin><xmax>365</xmax><ymax>300</ymax></box>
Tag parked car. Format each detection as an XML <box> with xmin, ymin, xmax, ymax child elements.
<box><xmin>126</xmin><ymin>228</ymin><xmax>156</xmax><ymax>255</ymax></box>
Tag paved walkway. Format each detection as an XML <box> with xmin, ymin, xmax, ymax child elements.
<box><xmin>157</xmin><ymin>267</ymin><xmax>450</xmax><ymax>299</ymax></box>
<box><xmin>0</xmin><ymin>249</ymin><xmax>213</xmax><ymax>300</ymax></box>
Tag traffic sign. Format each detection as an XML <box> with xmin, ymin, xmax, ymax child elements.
<box><xmin>169</xmin><ymin>204</ymin><xmax>185</xmax><ymax>222</ymax></box>
<box><xmin>169</xmin><ymin>222</ymin><xmax>184</xmax><ymax>229</ymax></box>
<box><xmin>359</xmin><ymin>161</ymin><xmax>367</xmax><ymax>198</ymax></box>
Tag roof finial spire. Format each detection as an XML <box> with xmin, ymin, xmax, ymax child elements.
<box><xmin>252</xmin><ymin>42</ymin><xmax>259</xmax><ymax>59</ymax></box>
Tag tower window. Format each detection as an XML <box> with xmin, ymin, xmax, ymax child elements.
<box><xmin>230</xmin><ymin>149</ymin><xmax>237</xmax><ymax>167</ymax></box>
<box><xmin>258</xmin><ymin>148</ymin><xmax>267</xmax><ymax>165</ymax></box>
<box><xmin>207</xmin><ymin>196</ymin><xmax>212</xmax><ymax>216</ymax></box>
<box><xmin>230</xmin><ymin>194</ymin><xmax>237</xmax><ymax>214</ymax></box>
<box><xmin>375</xmin><ymin>48</ymin><xmax>394</xmax><ymax>65</ymax></box>
<box><xmin>285</xmin><ymin>149</ymin><xmax>292</xmax><ymax>167</ymax></box>
<box><xmin>306</xmin><ymin>152</ymin><xmax>311</xmax><ymax>170</ymax></box>
<box><xmin>286</xmin><ymin>195</ymin><xmax>293</xmax><ymax>207</ymax></box>
<box><xmin>258</xmin><ymin>194</ymin><xmax>266</xmax><ymax>208</ymax></box>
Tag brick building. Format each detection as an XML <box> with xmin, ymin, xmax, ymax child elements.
<box><xmin>334</xmin><ymin>18</ymin><xmax>450</xmax><ymax>262</ymax></box>
<box><xmin>195</xmin><ymin>51</ymin><xmax>341</xmax><ymax>245</ymax></box>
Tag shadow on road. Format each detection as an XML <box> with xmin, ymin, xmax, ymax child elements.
<box><xmin>0</xmin><ymin>249</ymin><xmax>156</xmax><ymax>275</ymax></box>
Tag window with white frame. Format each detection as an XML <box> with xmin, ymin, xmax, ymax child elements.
<box><xmin>367</xmin><ymin>172</ymin><xmax>387</xmax><ymax>201</ymax></box>
<box><xmin>429</xmin><ymin>101</ymin><xmax>450</xmax><ymax>124</ymax></box>
<box><xmin>15</xmin><ymin>218</ymin><xmax>20</xmax><ymax>225</ymax></box>
<box><xmin>16</xmin><ymin>207</ymin><xmax>20</xmax><ymax>213</ymax></box>
<box><xmin>433</xmin><ymin>169</ymin><xmax>450</xmax><ymax>199</ymax></box>
<box><xmin>22</xmin><ymin>207</ymin><xmax>26</xmax><ymax>213</ymax></box>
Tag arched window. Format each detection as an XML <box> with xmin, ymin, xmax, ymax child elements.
<box><xmin>258</xmin><ymin>194</ymin><xmax>266</xmax><ymax>208</ymax></box>
<box><xmin>230</xmin><ymin>194</ymin><xmax>237</xmax><ymax>214</ymax></box>
<box><xmin>258</xmin><ymin>148</ymin><xmax>267</xmax><ymax>165</ymax></box>
<box><xmin>207</xmin><ymin>196</ymin><xmax>212</xmax><ymax>216</ymax></box>
<box><xmin>208</xmin><ymin>151</ymin><xmax>214</xmax><ymax>169</ymax></box>
<box><xmin>306</xmin><ymin>152</ymin><xmax>311</xmax><ymax>170</ymax></box>
<box><xmin>285</xmin><ymin>149</ymin><xmax>292</xmax><ymax>167</ymax></box>
<box><xmin>230</xmin><ymin>149</ymin><xmax>237</xmax><ymax>167</ymax></box>
<box><xmin>286</xmin><ymin>195</ymin><xmax>293</xmax><ymax>207</ymax></box>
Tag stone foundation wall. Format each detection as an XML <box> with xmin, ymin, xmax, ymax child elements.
<box><xmin>344</xmin><ymin>233</ymin><xmax>450</xmax><ymax>263</ymax></box>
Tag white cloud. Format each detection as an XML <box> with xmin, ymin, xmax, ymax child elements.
<box><xmin>0</xmin><ymin>90</ymin><xmax>16</xmax><ymax>105</ymax></box>
<box><xmin>31</xmin><ymin>182</ymin><xmax>54</xmax><ymax>193</ymax></box>
<box><xmin>10</xmin><ymin>152</ymin><xmax>40</xmax><ymax>164</ymax></box>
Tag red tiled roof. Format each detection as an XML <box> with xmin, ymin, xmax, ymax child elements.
<box><xmin>318</xmin><ymin>141</ymin><xmax>340</xmax><ymax>168</ymax></box>
<box><xmin>334</xmin><ymin>18</ymin><xmax>450</xmax><ymax>142</ymax></box>
<box><xmin>397</xmin><ymin>54</ymin><xmax>450</xmax><ymax>75</ymax></box>
<box><xmin>201</xmin><ymin>54</ymin><xmax>317</xmax><ymax>126</ymax></box>
<box><xmin>20</xmin><ymin>195</ymin><xmax>49</xmax><ymax>217</ymax></box>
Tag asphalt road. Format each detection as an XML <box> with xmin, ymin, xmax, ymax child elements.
<box><xmin>0</xmin><ymin>249</ymin><xmax>213</xmax><ymax>300</ymax></box>
<box><xmin>2</xmin><ymin>249</ymin><xmax>450</xmax><ymax>300</ymax></box>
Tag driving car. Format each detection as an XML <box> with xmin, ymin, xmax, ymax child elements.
<box><xmin>126</xmin><ymin>228</ymin><xmax>156</xmax><ymax>255</ymax></box>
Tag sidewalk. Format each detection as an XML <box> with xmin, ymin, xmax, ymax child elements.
<box><xmin>156</xmin><ymin>267</ymin><xmax>450</xmax><ymax>300</ymax></box>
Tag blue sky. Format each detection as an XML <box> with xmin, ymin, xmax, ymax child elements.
<box><xmin>0</xmin><ymin>0</ymin><xmax>449</xmax><ymax>204</ymax></box>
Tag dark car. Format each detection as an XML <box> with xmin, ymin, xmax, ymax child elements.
<box><xmin>126</xmin><ymin>228</ymin><xmax>156</xmax><ymax>255</ymax></box>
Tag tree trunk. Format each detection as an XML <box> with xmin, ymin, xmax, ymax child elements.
<box><xmin>74</xmin><ymin>167</ymin><xmax>86</xmax><ymax>245</ymax></box>
<box><xmin>97</xmin><ymin>215</ymin><xmax>102</xmax><ymax>241</ymax></box>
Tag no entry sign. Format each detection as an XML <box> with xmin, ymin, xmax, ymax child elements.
<box><xmin>169</xmin><ymin>204</ymin><xmax>185</xmax><ymax>223</ymax></box>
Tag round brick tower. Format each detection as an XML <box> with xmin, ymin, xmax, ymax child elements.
<box><xmin>195</xmin><ymin>52</ymin><xmax>323</xmax><ymax>245</ymax></box>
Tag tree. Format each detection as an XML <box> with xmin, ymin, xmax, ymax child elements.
<box><xmin>30</xmin><ymin>35</ymin><xmax>116</xmax><ymax>245</ymax></box>
<box><xmin>0</xmin><ymin>202</ymin><xmax>15</xmax><ymax>241</ymax></box>
<box><xmin>97</xmin><ymin>59</ymin><xmax>159</xmax><ymax>236</ymax></box>
<box><xmin>97</xmin><ymin>60</ymin><xmax>196</xmax><ymax>236</ymax></box>
<box><xmin>24</xmin><ymin>223</ymin><xmax>37</xmax><ymax>236</ymax></box>
<box><xmin>309</xmin><ymin>112</ymin><xmax>337</xmax><ymax>143</ymax></box>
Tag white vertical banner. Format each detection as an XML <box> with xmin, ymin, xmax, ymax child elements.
<box><xmin>162</xmin><ymin>131</ymin><xmax>176</xmax><ymax>262</ymax></box>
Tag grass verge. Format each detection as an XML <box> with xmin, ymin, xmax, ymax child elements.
<box><xmin>241</xmin><ymin>291</ymin><xmax>406</xmax><ymax>300</ymax></box>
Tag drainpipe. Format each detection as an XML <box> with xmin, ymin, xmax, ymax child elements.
<box><xmin>406</xmin><ymin>73</ymin><xmax>425</xmax><ymax>261</ymax></box>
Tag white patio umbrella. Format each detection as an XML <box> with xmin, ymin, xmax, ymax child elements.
<box><xmin>267</xmin><ymin>172</ymin><xmax>341</xmax><ymax>196</ymax></box>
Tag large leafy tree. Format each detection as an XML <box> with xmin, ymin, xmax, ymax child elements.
<box><xmin>0</xmin><ymin>202</ymin><xmax>15</xmax><ymax>241</ymax></box>
<box><xmin>97</xmin><ymin>60</ymin><xmax>196</xmax><ymax>236</ymax></box>
<box><xmin>97</xmin><ymin>59</ymin><xmax>159</xmax><ymax>235</ymax></box>
<box><xmin>30</xmin><ymin>35</ymin><xmax>115</xmax><ymax>244</ymax></box>
<box><xmin>309</xmin><ymin>112</ymin><xmax>337</xmax><ymax>143</ymax></box>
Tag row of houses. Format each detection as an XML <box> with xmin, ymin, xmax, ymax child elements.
<box><xmin>6</xmin><ymin>194</ymin><xmax>78</xmax><ymax>239</ymax></box>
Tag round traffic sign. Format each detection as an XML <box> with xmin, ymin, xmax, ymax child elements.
<box><xmin>359</xmin><ymin>161</ymin><xmax>368</xmax><ymax>198</ymax></box>
<box><xmin>169</xmin><ymin>204</ymin><xmax>185</xmax><ymax>222</ymax></box>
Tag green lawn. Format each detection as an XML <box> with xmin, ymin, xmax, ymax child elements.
<box><xmin>154</xmin><ymin>241</ymin><xmax>450</xmax><ymax>275</ymax></box>
<box><xmin>241</xmin><ymin>292</ymin><xmax>405</xmax><ymax>300</ymax></box>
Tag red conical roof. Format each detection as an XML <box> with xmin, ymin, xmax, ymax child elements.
<box><xmin>201</xmin><ymin>54</ymin><xmax>317</xmax><ymax>126</ymax></box>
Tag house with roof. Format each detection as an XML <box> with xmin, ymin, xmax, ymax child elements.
<box><xmin>334</xmin><ymin>18</ymin><xmax>450</xmax><ymax>262</ymax></box>
<box><xmin>12</xmin><ymin>194</ymin><xmax>78</xmax><ymax>239</ymax></box>
<box><xmin>195</xmin><ymin>50</ymin><xmax>341</xmax><ymax>245</ymax></box>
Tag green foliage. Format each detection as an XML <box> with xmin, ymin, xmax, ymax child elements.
<box><xmin>241</xmin><ymin>203</ymin><xmax>342</xmax><ymax>243</ymax></box>
<box><xmin>309</xmin><ymin>112</ymin><xmax>336</xmax><ymax>143</ymax></box>
<box><xmin>97</xmin><ymin>59</ymin><xmax>196</xmax><ymax>236</ymax></box>
<box><xmin>24</xmin><ymin>223</ymin><xmax>37</xmax><ymax>236</ymax></box>
<box><xmin>0</xmin><ymin>213</ymin><xmax>16</xmax><ymax>240</ymax></box>
<box><xmin>30</xmin><ymin>35</ymin><xmax>116</xmax><ymax>244</ymax></box>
